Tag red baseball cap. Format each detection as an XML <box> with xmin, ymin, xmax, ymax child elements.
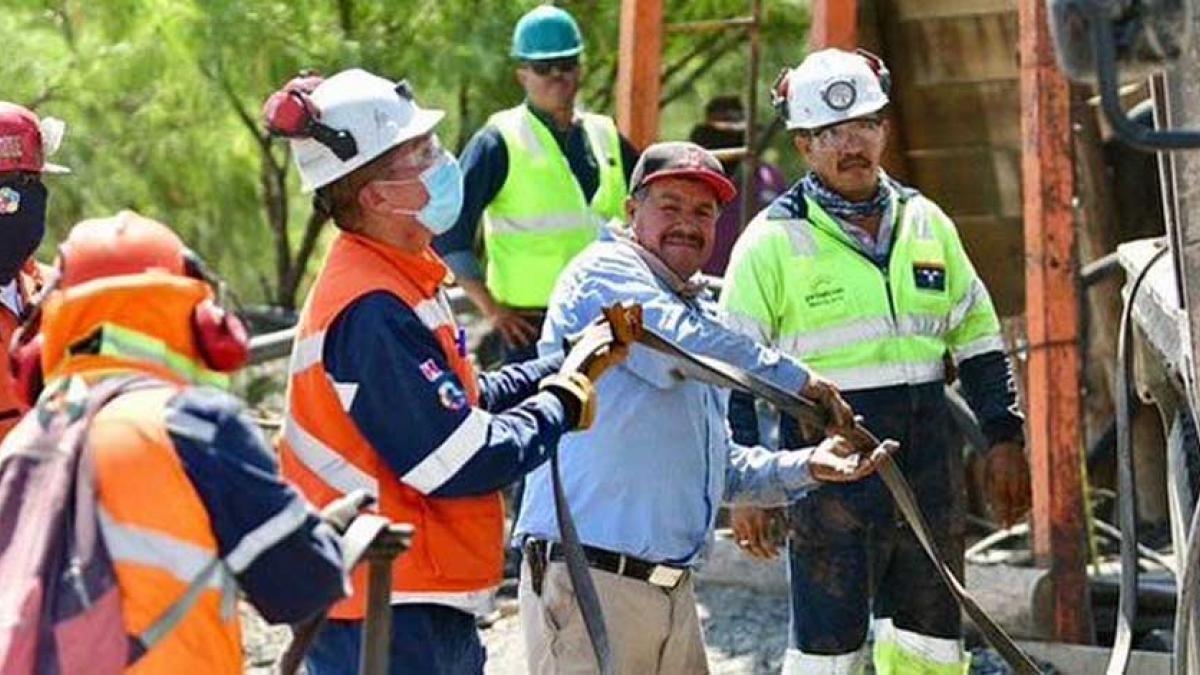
<box><xmin>0</xmin><ymin>102</ymin><xmax>69</xmax><ymax>175</ymax></box>
<box><xmin>629</xmin><ymin>141</ymin><xmax>736</xmax><ymax>204</ymax></box>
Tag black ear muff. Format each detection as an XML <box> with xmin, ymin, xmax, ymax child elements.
<box><xmin>771</xmin><ymin>67</ymin><xmax>792</xmax><ymax>123</ymax></box>
<box><xmin>192</xmin><ymin>299</ymin><xmax>249</xmax><ymax>373</ymax></box>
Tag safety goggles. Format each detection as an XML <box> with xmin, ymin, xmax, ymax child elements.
<box><xmin>807</xmin><ymin>116</ymin><xmax>885</xmax><ymax>148</ymax></box>
<box><xmin>525</xmin><ymin>58</ymin><xmax>580</xmax><ymax>76</ymax></box>
<box><xmin>377</xmin><ymin>134</ymin><xmax>443</xmax><ymax>178</ymax></box>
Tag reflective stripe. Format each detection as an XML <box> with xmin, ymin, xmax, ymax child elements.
<box><xmin>510</xmin><ymin>113</ymin><xmax>545</xmax><ymax>160</ymax></box>
<box><xmin>782</xmin><ymin>220</ymin><xmax>818</xmax><ymax>256</ymax></box>
<box><xmin>782</xmin><ymin>646</ymin><xmax>868</xmax><ymax>675</ymax></box>
<box><xmin>283</xmin><ymin>416</ymin><xmax>379</xmax><ymax>498</ymax></box>
<box><xmin>165</xmin><ymin>408</ymin><xmax>219</xmax><ymax>444</ymax></box>
<box><xmin>98</xmin><ymin>506</ymin><xmax>223</xmax><ymax>588</ymax></box>
<box><xmin>290</xmin><ymin>331</ymin><xmax>326</xmax><ymax>374</ymax></box>
<box><xmin>389</xmin><ymin>586</ymin><xmax>497</xmax><ymax>614</ymax></box>
<box><xmin>952</xmin><ymin>334</ymin><xmax>1006</xmax><ymax>364</ymax></box>
<box><xmin>781</xmin><ymin>317</ymin><xmax>893</xmax><ymax>356</ymax></box>
<box><xmin>821</xmin><ymin>360</ymin><xmax>944</xmax><ymax>391</ymax></box>
<box><xmin>582</xmin><ymin>117</ymin><xmax>610</xmax><ymax>167</ymax></box>
<box><xmin>722</xmin><ymin>310</ymin><xmax>772</xmax><ymax>344</ymax></box>
<box><xmin>948</xmin><ymin>278</ymin><xmax>988</xmax><ymax>331</ymax></box>
<box><xmin>402</xmin><ymin>408</ymin><xmax>491</xmax><ymax>494</ymax></box>
<box><xmin>224</xmin><ymin>499</ymin><xmax>311</xmax><ymax>573</ymax></box>
<box><xmin>486</xmin><ymin>212</ymin><xmax>600</xmax><ymax>235</ymax></box>
<box><xmin>779</xmin><ymin>314</ymin><xmax>948</xmax><ymax>357</ymax></box>
<box><xmin>873</xmin><ymin>618</ymin><xmax>965</xmax><ymax>670</ymax></box>
<box><xmin>412</xmin><ymin>296</ymin><xmax>454</xmax><ymax>334</ymax></box>
<box><xmin>95</xmin><ymin>323</ymin><xmax>228</xmax><ymax>389</ymax></box>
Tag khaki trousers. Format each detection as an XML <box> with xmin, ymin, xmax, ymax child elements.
<box><xmin>518</xmin><ymin>559</ymin><xmax>710</xmax><ymax>674</ymax></box>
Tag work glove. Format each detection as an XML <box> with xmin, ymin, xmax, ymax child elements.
<box><xmin>809</xmin><ymin>435</ymin><xmax>898</xmax><ymax>483</ymax></box>
<box><xmin>562</xmin><ymin>305</ymin><xmax>641</xmax><ymax>382</ymax></box>
<box><xmin>318</xmin><ymin>489</ymin><xmax>375</xmax><ymax>534</ymax></box>
<box><xmin>983</xmin><ymin>440</ymin><xmax>1031</xmax><ymax>527</ymax></box>
<box><xmin>540</xmin><ymin>371</ymin><xmax>597</xmax><ymax>431</ymax></box>
<box><xmin>731</xmin><ymin>505</ymin><xmax>786</xmax><ymax>560</ymax></box>
<box><xmin>800</xmin><ymin>372</ymin><xmax>856</xmax><ymax>436</ymax></box>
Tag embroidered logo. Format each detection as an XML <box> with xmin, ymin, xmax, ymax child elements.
<box><xmin>803</xmin><ymin>276</ymin><xmax>846</xmax><ymax>309</ymax></box>
<box><xmin>0</xmin><ymin>187</ymin><xmax>19</xmax><ymax>214</ymax></box>
<box><xmin>419</xmin><ymin>358</ymin><xmax>443</xmax><ymax>382</ymax></box>
<box><xmin>913</xmin><ymin>262</ymin><xmax>947</xmax><ymax>291</ymax></box>
<box><xmin>437</xmin><ymin>380</ymin><xmax>468</xmax><ymax>411</ymax></box>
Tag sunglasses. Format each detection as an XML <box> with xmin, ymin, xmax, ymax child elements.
<box><xmin>525</xmin><ymin>58</ymin><xmax>580</xmax><ymax>76</ymax></box>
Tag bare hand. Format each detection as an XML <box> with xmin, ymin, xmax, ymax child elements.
<box><xmin>488</xmin><ymin>306</ymin><xmax>539</xmax><ymax>348</ymax></box>
<box><xmin>983</xmin><ymin>440</ymin><xmax>1031</xmax><ymax>527</ymax></box>
<box><xmin>731</xmin><ymin>505</ymin><xmax>784</xmax><ymax>560</ymax></box>
<box><xmin>801</xmin><ymin>373</ymin><xmax>855</xmax><ymax>434</ymax></box>
<box><xmin>810</xmin><ymin>435</ymin><xmax>898</xmax><ymax>483</ymax></box>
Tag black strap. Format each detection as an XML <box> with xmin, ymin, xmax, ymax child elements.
<box><xmin>635</xmin><ymin>327</ymin><xmax>1041</xmax><ymax>674</ymax></box>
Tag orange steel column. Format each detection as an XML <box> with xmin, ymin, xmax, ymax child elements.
<box><xmin>616</xmin><ymin>0</ymin><xmax>663</xmax><ymax>149</ymax></box>
<box><xmin>1018</xmin><ymin>0</ymin><xmax>1094</xmax><ymax>644</ymax></box>
<box><xmin>809</xmin><ymin>0</ymin><xmax>857</xmax><ymax>50</ymax></box>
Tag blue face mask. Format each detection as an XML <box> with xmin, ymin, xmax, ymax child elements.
<box><xmin>390</xmin><ymin>151</ymin><xmax>463</xmax><ymax>235</ymax></box>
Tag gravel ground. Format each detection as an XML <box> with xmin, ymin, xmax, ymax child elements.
<box><xmin>240</xmin><ymin>582</ymin><xmax>789</xmax><ymax>674</ymax></box>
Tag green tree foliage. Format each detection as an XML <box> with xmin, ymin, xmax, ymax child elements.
<box><xmin>0</xmin><ymin>0</ymin><xmax>809</xmax><ymax>311</ymax></box>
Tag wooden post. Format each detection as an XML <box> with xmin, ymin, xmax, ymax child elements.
<box><xmin>1018</xmin><ymin>0</ymin><xmax>1095</xmax><ymax>644</ymax></box>
<box><xmin>809</xmin><ymin>0</ymin><xmax>857</xmax><ymax>51</ymax></box>
<box><xmin>616</xmin><ymin>0</ymin><xmax>663</xmax><ymax>149</ymax></box>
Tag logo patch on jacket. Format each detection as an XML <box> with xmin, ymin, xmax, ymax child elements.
<box><xmin>438</xmin><ymin>380</ymin><xmax>467</xmax><ymax>411</ymax></box>
<box><xmin>419</xmin><ymin>359</ymin><xmax>443</xmax><ymax>382</ymax></box>
<box><xmin>913</xmin><ymin>263</ymin><xmax>946</xmax><ymax>291</ymax></box>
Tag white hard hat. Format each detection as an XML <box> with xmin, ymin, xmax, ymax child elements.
<box><xmin>291</xmin><ymin>69</ymin><xmax>445</xmax><ymax>192</ymax></box>
<box><xmin>777</xmin><ymin>49</ymin><xmax>889</xmax><ymax>131</ymax></box>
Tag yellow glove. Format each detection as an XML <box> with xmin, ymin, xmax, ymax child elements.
<box><xmin>540</xmin><ymin>371</ymin><xmax>597</xmax><ymax>431</ymax></box>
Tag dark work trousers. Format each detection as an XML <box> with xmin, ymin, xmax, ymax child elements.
<box><xmin>305</xmin><ymin>604</ymin><xmax>486</xmax><ymax>675</ymax></box>
<box><xmin>782</xmin><ymin>382</ymin><xmax>967</xmax><ymax>654</ymax></box>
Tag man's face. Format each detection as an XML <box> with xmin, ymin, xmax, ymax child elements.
<box><xmin>357</xmin><ymin>133</ymin><xmax>442</xmax><ymax>247</ymax></box>
<box><xmin>795</xmin><ymin>116</ymin><xmax>888</xmax><ymax>200</ymax></box>
<box><xmin>629</xmin><ymin>177</ymin><xmax>720</xmax><ymax>279</ymax></box>
<box><xmin>516</xmin><ymin>57</ymin><xmax>581</xmax><ymax>112</ymax></box>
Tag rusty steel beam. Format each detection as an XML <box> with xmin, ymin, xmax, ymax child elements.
<box><xmin>1018</xmin><ymin>0</ymin><xmax>1094</xmax><ymax>645</ymax></box>
<box><xmin>809</xmin><ymin>0</ymin><xmax>857</xmax><ymax>51</ymax></box>
<box><xmin>616</xmin><ymin>0</ymin><xmax>663</xmax><ymax>149</ymax></box>
<box><xmin>665</xmin><ymin>17</ymin><xmax>754</xmax><ymax>33</ymax></box>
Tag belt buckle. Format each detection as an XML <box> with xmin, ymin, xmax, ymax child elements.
<box><xmin>647</xmin><ymin>565</ymin><xmax>685</xmax><ymax>589</ymax></box>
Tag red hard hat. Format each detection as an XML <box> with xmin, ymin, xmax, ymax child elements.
<box><xmin>57</xmin><ymin>211</ymin><xmax>187</xmax><ymax>289</ymax></box>
<box><xmin>0</xmin><ymin>102</ymin><xmax>69</xmax><ymax>175</ymax></box>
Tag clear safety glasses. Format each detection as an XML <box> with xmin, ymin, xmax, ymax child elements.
<box><xmin>808</xmin><ymin>117</ymin><xmax>885</xmax><ymax>148</ymax></box>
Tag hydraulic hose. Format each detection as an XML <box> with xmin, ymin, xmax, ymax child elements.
<box><xmin>1106</xmin><ymin>244</ymin><xmax>1168</xmax><ymax>675</ymax></box>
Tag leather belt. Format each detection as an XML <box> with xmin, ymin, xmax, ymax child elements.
<box><xmin>528</xmin><ymin>539</ymin><xmax>688</xmax><ymax>589</ymax></box>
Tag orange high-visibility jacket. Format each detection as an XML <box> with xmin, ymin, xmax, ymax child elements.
<box><xmin>280</xmin><ymin>232</ymin><xmax>504</xmax><ymax>620</ymax></box>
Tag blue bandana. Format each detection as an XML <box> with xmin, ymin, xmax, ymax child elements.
<box><xmin>800</xmin><ymin>171</ymin><xmax>891</xmax><ymax>223</ymax></box>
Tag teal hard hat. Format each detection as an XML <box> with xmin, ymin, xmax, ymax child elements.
<box><xmin>512</xmin><ymin>5</ymin><xmax>583</xmax><ymax>60</ymax></box>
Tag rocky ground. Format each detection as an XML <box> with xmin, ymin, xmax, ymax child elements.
<box><xmin>241</xmin><ymin>581</ymin><xmax>790</xmax><ymax>674</ymax></box>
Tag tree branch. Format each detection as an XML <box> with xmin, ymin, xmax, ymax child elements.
<box><xmin>659</xmin><ymin>36</ymin><xmax>742</xmax><ymax>108</ymax></box>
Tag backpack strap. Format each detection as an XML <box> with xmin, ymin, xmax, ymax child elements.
<box><xmin>130</xmin><ymin>556</ymin><xmax>236</xmax><ymax>656</ymax></box>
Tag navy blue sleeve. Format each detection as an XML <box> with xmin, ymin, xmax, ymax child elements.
<box><xmin>165</xmin><ymin>388</ymin><xmax>346</xmax><ymax>624</ymax></box>
<box><xmin>618</xmin><ymin>134</ymin><xmax>640</xmax><ymax>185</ymax></box>
<box><xmin>433</xmin><ymin>126</ymin><xmax>509</xmax><ymax>281</ymax></box>
<box><xmin>477</xmin><ymin>352</ymin><xmax>565</xmax><ymax>412</ymax></box>
<box><xmin>326</xmin><ymin>292</ymin><xmax>572</xmax><ymax>498</ymax></box>
<box><xmin>729</xmin><ymin>389</ymin><xmax>762</xmax><ymax>447</ymax></box>
<box><xmin>957</xmin><ymin>351</ymin><xmax>1025</xmax><ymax>446</ymax></box>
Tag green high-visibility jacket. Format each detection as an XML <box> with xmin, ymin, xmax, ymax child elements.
<box><xmin>482</xmin><ymin>104</ymin><xmax>627</xmax><ymax>309</ymax></box>
<box><xmin>720</xmin><ymin>187</ymin><xmax>1003</xmax><ymax>392</ymax></box>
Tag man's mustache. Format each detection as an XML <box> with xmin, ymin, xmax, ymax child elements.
<box><xmin>838</xmin><ymin>155</ymin><xmax>871</xmax><ymax>170</ymax></box>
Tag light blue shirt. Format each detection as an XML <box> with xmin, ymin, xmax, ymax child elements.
<box><xmin>514</xmin><ymin>240</ymin><xmax>819</xmax><ymax>566</ymax></box>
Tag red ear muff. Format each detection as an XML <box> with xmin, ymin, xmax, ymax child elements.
<box><xmin>192</xmin><ymin>299</ymin><xmax>249</xmax><ymax>373</ymax></box>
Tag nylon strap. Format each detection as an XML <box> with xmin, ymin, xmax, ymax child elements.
<box><xmin>635</xmin><ymin>327</ymin><xmax>1041</xmax><ymax>675</ymax></box>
